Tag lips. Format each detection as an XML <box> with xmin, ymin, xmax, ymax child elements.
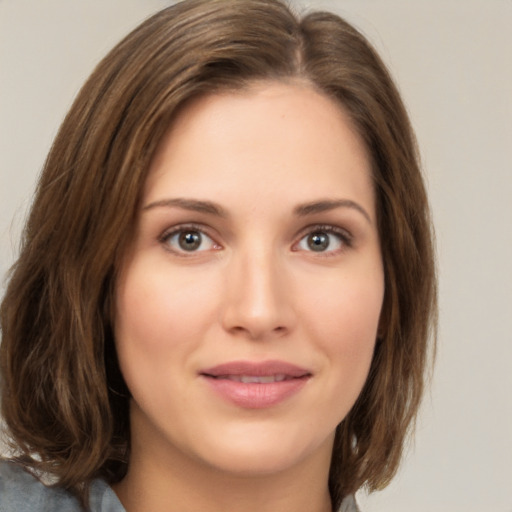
<box><xmin>200</xmin><ymin>360</ymin><xmax>311</xmax><ymax>409</ymax></box>
<box><xmin>219</xmin><ymin>374</ymin><xmax>289</xmax><ymax>383</ymax></box>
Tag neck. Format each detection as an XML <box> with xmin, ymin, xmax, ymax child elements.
<box><xmin>115</xmin><ymin>460</ymin><xmax>333</xmax><ymax>512</ymax></box>
<box><xmin>113</xmin><ymin>412</ymin><xmax>334</xmax><ymax>512</ymax></box>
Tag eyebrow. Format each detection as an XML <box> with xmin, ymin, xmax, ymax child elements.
<box><xmin>294</xmin><ymin>199</ymin><xmax>372</xmax><ymax>224</ymax></box>
<box><xmin>143</xmin><ymin>198</ymin><xmax>228</xmax><ymax>217</ymax></box>
<box><xmin>143</xmin><ymin>197</ymin><xmax>371</xmax><ymax>224</ymax></box>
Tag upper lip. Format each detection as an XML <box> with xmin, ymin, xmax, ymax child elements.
<box><xmin>200</xmin><ymin>360</ymin><xmax>311</xmax><ymax>379</ymax></box>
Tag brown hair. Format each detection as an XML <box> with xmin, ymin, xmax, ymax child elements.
<box><xmin>0</xmin><ymin>0</ymin><xmax>436</xmax><ymax>509</ymax></box>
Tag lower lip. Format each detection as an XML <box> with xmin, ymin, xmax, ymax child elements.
<box><xmin>202</xmin><ymin>376</ymin><xmax>309</xmax><ymax>409</ymax></box>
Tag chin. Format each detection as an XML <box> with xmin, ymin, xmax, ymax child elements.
<box><xmin>189</xmin><ymin>423</ymin><xmax>335</xmax><ymax>477</ymax></box>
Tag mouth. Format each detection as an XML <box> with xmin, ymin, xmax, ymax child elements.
<box><xmin>199</xmin><ymin>360</ymin><xmax>312</xmax><ymax>409</ymax></box>
<box><xmin>200</xmin><ymin>360</ymin><xmax>311</xmax><ymax>381</ymax></box>
<box><xmin>209</xmin><ymin>374</ymin><xmax>294</xmax><ymax>384</ymax></box>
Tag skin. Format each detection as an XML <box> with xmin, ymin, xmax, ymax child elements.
<box><xmin>113</xmin><ymin>81</ymin><xmax>384</xmax><ymax>512</ymax></box>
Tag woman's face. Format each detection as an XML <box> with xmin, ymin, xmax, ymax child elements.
<box><xmin>115</xmin><ymin>82</ymin><xmax>384</xmax><ymax>477</ymax></box>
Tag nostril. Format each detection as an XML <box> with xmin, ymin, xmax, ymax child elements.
<box><xmin>227</xmin><ymin>323</ymin><xmax>288</xmax><ymax>340</ymax></box>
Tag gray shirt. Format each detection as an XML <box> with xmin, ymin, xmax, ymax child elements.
<box><xmin>0</xmin><ymin>460</ymin><xmax>360</xmax><ymax>512</ymax></box>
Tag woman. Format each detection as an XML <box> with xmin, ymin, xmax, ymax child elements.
<box><xmin>0</xmin><ymin>1</ymin><xmax>437</xmax><ymax>511</ymax></box>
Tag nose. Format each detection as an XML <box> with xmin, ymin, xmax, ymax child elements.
<box><xmin>221</xmin><ymin>247</ymin><xmax>295</xmax><ymax>341</ymax></box>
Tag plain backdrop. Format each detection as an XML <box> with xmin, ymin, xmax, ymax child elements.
<box><xmin>1</xmin><ymin>1</ymin><xmax>511</xmax><ymax>511</ymax></box>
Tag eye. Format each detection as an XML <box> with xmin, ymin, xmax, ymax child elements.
<box><xmin>295</xmin><ymin>226</ymin><xmax>351</xmax><ymax>254</ymax></box>
<box><xmin>161</xmin><ymin>226</ymin><xmax>219</xmax><ymax>254</ymax></box>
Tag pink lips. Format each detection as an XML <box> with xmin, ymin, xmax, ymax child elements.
<box><xmin>200</xmin><ymin>360</ymin><xmax>311</xmax><ymax>409</ymax></box>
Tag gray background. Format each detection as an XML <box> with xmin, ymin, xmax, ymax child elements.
<box><xmin>1</xmin><ymin>1</ymin><xmax>511</xmax><ymax>511</ymax></box>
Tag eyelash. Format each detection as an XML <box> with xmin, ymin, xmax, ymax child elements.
<box><xmin>159</xmin><ymin>223</ymin><xmax>220</xmax><ymax>256</ymax></box>
<box><xmin>158</xmin><ymin>223</ymin><xmax>353</xmax><ymax>256</ymax></box>
<box><xmin>293</xmin><ymin>224</ymin><xmax>353</xmax><ymax>255</ymax></box>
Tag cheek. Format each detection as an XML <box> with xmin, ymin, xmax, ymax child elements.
<box><xmin>116</xmin><ymin>263</ymin><xmax>217</xmax><ymax>350</ymax></box>
<box><xmin>302</xmin><ymin>270</ymin><xmax>384</xmax><ymax>393</ymax></box>
<box><xmin>113</xmin><ymin>263</ymin><xmax>224</xmax><ymax>398</ymax></box>
<box><xmin>113</xmin><ymin>262</ymin><xmax>222</xmax><ymax>412</ymax></box>
<box><xmin>306</xmin><ymin>270</ymin><xmax>384</xmax><ymax>341</ymax></box>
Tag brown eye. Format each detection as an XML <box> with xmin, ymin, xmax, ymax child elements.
<box><xmin>307</xmin><ymin>232</ymin><xmax>330</xmax><ymax>252</ymax></box>
<box><xmin>162</xmin><ymin>227</ymin><xmax>218</xmax><ymax>254</ymax></box>
<box><xmin>295</xmin><ymin>226</ymin><xmax>350</xmax><ymax>254</ymax></box>
<box><xmin>178</xmin><ymin>231</ymin><xmax>202</xmax><ymax>251</ymax></box>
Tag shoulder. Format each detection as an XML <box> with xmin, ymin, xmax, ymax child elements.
<box><xmin>0</xmin><ymin>460</ymin><xmax>82</xmax><ymax>512</ymax></box>
<box><xmin>339</xmin><ymin>494</ymin><xmax>362</xmax><ymax>512</ymax></box>
<box><xmin>0</xmin><ymin>460</ymin><xmax>357</xmax><ymax>512</ymax></box>
<box><xmin>0</xmin><ymin>460</ymin><xmax>124</xmax><ymax>512</ymax></box>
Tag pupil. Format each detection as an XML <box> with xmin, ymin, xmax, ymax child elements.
<box><xmin>179</xmin><ymin>231</ymin><xmax>201</xmax><ymax>251</ymax></box>
<box><xmin>308</xmin><ymin>232</ymin><xmax>329</xmax><ymax>252</ymax></box>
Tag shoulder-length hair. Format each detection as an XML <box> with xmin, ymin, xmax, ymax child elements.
<box><xmin>0</xmin><ymin>0</ymin><xmax>436</xmax><ymax>509</ymax></box>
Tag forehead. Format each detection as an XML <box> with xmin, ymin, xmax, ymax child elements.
<box><xmin>144</xmin><ymin>81</ymin><xmax>374</xmax><ymax>218</ymax></box>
